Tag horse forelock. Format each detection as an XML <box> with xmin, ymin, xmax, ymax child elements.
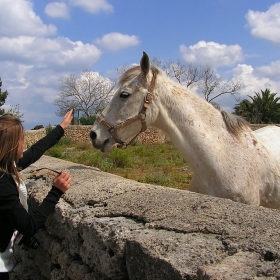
<box><xmin>119</xmin><ymin>65</ymin><xmax>160</xmax><ymax>86</ymax></box>
<box><xmin>119</xmin><ymin>66</ymin><xmax>140</xmax><ymax>85</ymax></box>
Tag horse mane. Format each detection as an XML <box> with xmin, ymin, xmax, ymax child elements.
<box><xmin>220</xmin><ymin>110</ymin><xmax>250</xmax><ymax>136</ymax></box>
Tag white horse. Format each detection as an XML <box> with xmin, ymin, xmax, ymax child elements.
<box><xmin>90</xmin><ymin>51</ymin><xmax>280</xmax><ymax>209</ymax></box>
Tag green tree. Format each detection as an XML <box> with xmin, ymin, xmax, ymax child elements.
<box><xmin>79</xmin><ymin>115</ymin><xmax>96</xmax><ymax>125</ymax></box>
<box><xmin>234</xmin><ymin>89</ymin><xmax>280</xmax><ymax>124</ymax></box>
<box><xmin>0</xmin><ymin>77</ymin><xmax>9</xmax><ymax>115</ymax></box>
<box><xmin>0</xmin><ymin>79</ymin><xmax>24</xmax><ymax>121</ymax></box>
<box><xmin>31</xmin><ymin>125</ymin><xmax>44</xmax><ymax>130</ymax></box>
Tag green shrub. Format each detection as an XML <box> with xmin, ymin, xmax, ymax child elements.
<box><xmin>57</xmin><ymin>136</ymin><xmax>73</xmax><ymax>146</ymax></box>
<box><xmin>45</xmin><ymin>124</ymin><xmax>53</xmax><ymax>134</ymax></box>
<box><xmin>46</xmin><ymin>146</ymin><xmax>63</xmax><ymax>158</ymax></box>
<box><xmin>109</xmin><ymin>149</ymin><xmax>131</xmax><ymax>168</ymax></box>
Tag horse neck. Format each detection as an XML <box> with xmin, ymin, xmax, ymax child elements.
<box><xmin>151</xmin><ymin>80</ymin><xmax>226</xmax><ymax>166</ymax></box>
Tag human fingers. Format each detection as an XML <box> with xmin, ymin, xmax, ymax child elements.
<box><xmin>57</xmin><ymin>171</ymin><xmax>71</xmax><ymax>184</ymax></box>
<box><xmin>53</xmin><ymin>171</ymin><xmax>71</xmax><ymax>193</ymax></box>
<box><xmin>59</xmin><ymin>109</ymin><xmax>73</xmax><ymax>130</ymax></box>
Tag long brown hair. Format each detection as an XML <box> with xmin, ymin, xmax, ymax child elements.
<box><xmin>0</xmin><ymin>114</ymin><xmax>23</xmax><ymax>184</ymax></box>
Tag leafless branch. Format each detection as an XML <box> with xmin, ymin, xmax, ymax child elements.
<box><xmin>54</xmin><ymin>70</ymin><xmax>115</xmax><ymax>117</ymax></box>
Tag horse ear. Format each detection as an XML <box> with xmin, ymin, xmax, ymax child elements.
<box><xmin>140</xmin><ymin>51</ymin><xmax>150</xmax><ymax>77</ymax></box>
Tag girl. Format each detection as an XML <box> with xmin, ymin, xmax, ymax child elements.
<box><xmin>0</xmin><ymin>110</ymin><xmax>73</xmax><ymax>279</ymax></box>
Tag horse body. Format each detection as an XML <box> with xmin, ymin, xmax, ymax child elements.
<box><xmin>252</xmin><ymin>126</ymin><xmax>280</xmax><ymax>207</ymax></box>
<box><xmin>90</xmin><ymin>52</ymin><xmax>280</xmax><ymax>208</ymax></box>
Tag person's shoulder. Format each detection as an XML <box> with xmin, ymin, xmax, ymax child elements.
<box><xmin>0</xmin><ymin>173</ymin><xmax>17</xmax><ymax>196</ymax></box>
<box><xmin>0</xmin><ymin>171</ymin><xmax>9</xmax><ymax>180</ymax></box>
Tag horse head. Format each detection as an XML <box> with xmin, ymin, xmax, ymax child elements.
<box><xmin>90</xmin><ymin>52</ymin><xmax>159</xmax><ymax>152</ymax></box>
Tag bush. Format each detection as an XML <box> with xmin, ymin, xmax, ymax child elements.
<box><xmin>46</xmin><ymin>146</ymin><xmax>63</xmax><ymax>158</ymax></box>
<box><xmin>79</xmin><ymin>115</ymin><xmax>96</xmax><ymax>125</ymax></box>
<box><xmin>109</xmin><ymin>149</ymin><xmax>131</xmax><ymax>168</ymax></box>
<box><xmin>45</xmin><ymin>124</ymin><xmax>53</xmax><ymax>134</ymax></box>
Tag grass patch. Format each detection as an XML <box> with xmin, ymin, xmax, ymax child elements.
<box><xmin>44</xmin><ymin>137</ymin><xmax>192</xmax><ymax>190</ymax></box>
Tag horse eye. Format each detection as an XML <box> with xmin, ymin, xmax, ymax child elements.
<box><xmin>120</xmin><ymin>92</ymin><xmax>130</xmax><ymax>99</ymax></box>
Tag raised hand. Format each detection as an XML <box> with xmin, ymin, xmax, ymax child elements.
<box><xmin>59</xmin><ymin>109</ymin><xmax>73</xmax><ymax>130</ymax></box>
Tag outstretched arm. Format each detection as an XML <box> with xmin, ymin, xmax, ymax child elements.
<box><xmin>18</xmin><ymin>109</ymin><xmax>74</xmax><ymax>169</ymax></box>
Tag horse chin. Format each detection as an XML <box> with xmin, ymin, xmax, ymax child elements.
<box><xmin>100</xmin><ymin>140</ymin><xmax>118</xmax><ymax>153</ymax></box>
<box><xmin>90</xmin><ymin>135</ymin><xmax>117</xmax><ymax>153</ymax></box>
<box><xmin>101</xmin><ymin>145</ymin><xmax>114</xmax><ymax>153</ymax></box>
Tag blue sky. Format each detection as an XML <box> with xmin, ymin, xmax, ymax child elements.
<box><xmin>0</xmin><ymin>0</ymin><xmax>280</xmax><ymax>129</ymax></box>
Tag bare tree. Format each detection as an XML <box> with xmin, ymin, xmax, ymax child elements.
<box><xmin>115</xmin><ymin>63</ymin><xmax>136</xmax><ymax>79</ymax></box>
<box><xmin>151</xmin><ymin>57</ymin><xmax>167</xmax><ymax>69</ymax></box>
<box><xmin>162</xmin><ymin>61</ymin><xmax>243</xmax><ymax>103</ymax></box>
<box><xmin>198</xmin><ymin>65</ymin><xmax>243</xmax><ymax>103</ymax></box>
<box><xmin>165</xmin><ymin>60</ymin><xmax>200</xmax><ymax>88</ymax></box>
<box><xmin>54</xmin><ymin>70</ymin><xmax>115</xmax><ymax>117</ymax></box>
<box><xmin>198</xmin><ymin>65</ymin><xmax>220</xmax><ymax>101</ymax></box>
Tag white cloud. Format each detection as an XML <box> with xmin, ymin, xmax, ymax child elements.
<box><xmin>232</xmin><ymin>64</ymin><xmax>254</xmax><ymax>76</ymax></box>
<box><xmin>254</xmin><ymin>60</ymin><xmax>280</xmax><ymax>80</ymax></box>
<box><xmin>0</xmin><ymin>0</ymin><xmax>108</xmax><ymax>129</ymax></box>
<box><xmin>0</xmin><ymin>62</ymin><xmax>78</xmax><ymax>129</ymax></box>
<box><xmin>232</xmin><ymin>64</ymin><xmax>280</xmax><ymax>99</ymax></box>
<box><xmin>246</xmin><ymin>3</ymin><xmax>280</xmax><ymax>44</ymax></box>
<box><xmin>180</xmin><ymin>41</ymin><xmax>243</xmax><ymax>68</ymax></box>
<box><xmin>45</xmin><ymin>2</ymin><xmax>70</xmax><ymax>19</ymax></box>
<box><xmin>94</xmin><ymin>32</ymin><xmax>140</xmax><ymax>52</ymax></box>
<box><xmin>0</xmin><ymin>35</ymin><xmax>102</xmax><ymax>128</ymax></box>
<box><xmin>69</xmin><ymin>0</ymin><xmax>114</xmax><ymax>14</ymax></box>
<box><xmin>0</xmin><ymin>0</ymin><xmax>57</xmax><ymax>37</ymax></box>
<box><xmin>0</xmin><ymin>36</ymin><xmax>101</xmax><ymax>71</ymax></box>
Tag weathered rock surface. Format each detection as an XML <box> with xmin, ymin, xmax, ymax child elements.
<box><xmin>10</xmin><ymin>156</ymin><xmax>280</xmax><ymax>280</ymax></box>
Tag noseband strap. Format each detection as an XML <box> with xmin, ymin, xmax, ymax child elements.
<box><xmin>97</xmin><ymin>71</ymin><xmax>156</xmax><ymax>148</ymax></box>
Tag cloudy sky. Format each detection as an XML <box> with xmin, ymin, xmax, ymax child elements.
<box><xmin>0</xmin><ymin>0</ymin><xmax>280</xmax><ymax>129</ymax></box>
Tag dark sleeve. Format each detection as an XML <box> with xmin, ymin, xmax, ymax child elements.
<box><xmin>7</xmin><ymin>185</ymin><xmax>64</xmax><ymax>237</ymax></box>
<box><xmin>17</xmin><ymin>125</ymin><xmax>64</xmax><ymax>170</ymax></box>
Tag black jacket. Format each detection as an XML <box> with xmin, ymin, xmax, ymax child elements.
<box><xmin>0</xmin><ymin>125</ymin><xmax>65</xmax><ymax>252</ymax></box>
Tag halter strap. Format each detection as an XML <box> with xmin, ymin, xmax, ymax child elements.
<box><xmin>97</xmin><ymin>71</ymin><xmax>156</xmax><ymax>148</ymax></box>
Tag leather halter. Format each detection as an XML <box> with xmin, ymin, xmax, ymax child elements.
<box><xmin>96</xmin><ymin>71</ymin><xmax>157</xmax><ymax>148</ymax></box>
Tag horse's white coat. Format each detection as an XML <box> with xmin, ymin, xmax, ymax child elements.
<box><xmin>90</xmin><ymin>52</ymin><xmax>280</xmax><ymax>208</ymax></box>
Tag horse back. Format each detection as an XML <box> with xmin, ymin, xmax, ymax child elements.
<box><xmin>253</xmin><ymin>125</ymin><xmax>280</xmax><ymax>162</ymax></box>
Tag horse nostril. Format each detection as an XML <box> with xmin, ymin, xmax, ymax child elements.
<box><xmin>89</xmin><ymin>131</ymin><xmax>97</xmax><ymax>141</ymax></box>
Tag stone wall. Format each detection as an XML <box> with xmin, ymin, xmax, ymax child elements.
<box><xmin>24</xmin><ymin>126</ymin><xmax>166</xmax><ymax>147</ymax></box>
<box><xmin>10</xmin><ymin>156</ymin><xmax>280</xmax><ymax>280</ymax></box>
<box><xmin>25</xmin><ymin>128</ymin><xmax>46</xmax><ymax>147</ymax></box>
<box><xmin>24</xmin><ymin>124</ymin><xmax>279</xmax><ymax>148</ymax></box>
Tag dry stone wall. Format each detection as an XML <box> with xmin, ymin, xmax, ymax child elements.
<box><xmin>25</xmin><ymin>128</ymin><xmax>46</xmax><ymax>147</ymax></box>
<box><xmin>24</xmin><ymin>125</ymin><xmax>166</xmax><ymax>147</ymax></box>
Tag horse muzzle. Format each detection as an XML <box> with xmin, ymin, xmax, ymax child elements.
<box><xmin>89</xmin><ymin>130</ymin><xmax>120</xmax><ymax>152</ymax></box>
